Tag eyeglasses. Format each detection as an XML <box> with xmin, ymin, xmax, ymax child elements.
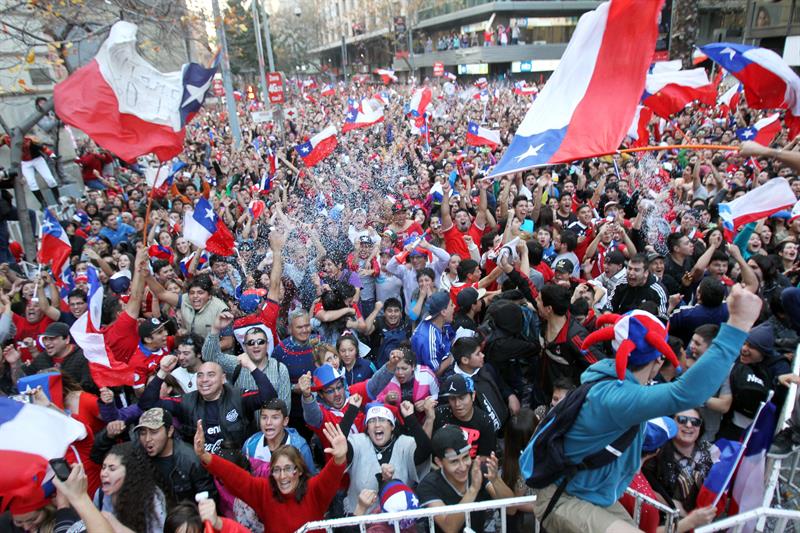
<box><xmin>271</xmin><ymin>465</ymin><xmax>298</xmax><ymax>476</ymax></box>
<box><xmin>246</xmin><ymin>339</ymin><xmax>267</xmax><ymax>346</ymax></box>
<box><xmin>676</xmin><ymin>415</ymin><xmax>702</xmax><ymax>427</ymax></box>
<box><xmin>322</xmin><ymin>383</ymin><xmax>345</xmax><ymax>395</ymax></box>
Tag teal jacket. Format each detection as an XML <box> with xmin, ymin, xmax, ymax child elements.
<box><xmin>562</xmin><ymin>323</ymin><xmax>748</xmax><ymax>506</ymax></box>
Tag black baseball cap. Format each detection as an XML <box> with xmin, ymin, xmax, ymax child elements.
<box><xmin>439</xmin><ymin>374</ymin><xmax>475</xmax><ymax>398</ymax></box>
<box><xmin>554</xmin><ymin>258</ymin><xmax>574</xmax><ymax>274</ymax></box>
<box><xmin>139</xmin><ymin>317</ymin><xmax>167</xmax><ymax>339</ymax></box>
<box><xmin>432</xmin><ymin>425</ymin><xmax>471</xmax><ymax>459</ymax></box>
<box><xmin>42</xmin><ymin>322</ymin><xmax>70</xmax><ymax>339</ymax></box>
<box><xmin>605</xmin><ymin>250</ymin><xmax>626</xmax><ymax>266</ymax></box>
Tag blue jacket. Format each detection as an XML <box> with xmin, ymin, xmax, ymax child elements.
<box><xmin>411</xmin><ymin>319</ymin><xmax>454</xmax><ymax>372</ymax></box>
<box><xmin>562</xmin><ymin>323</ymin><xmax>747</xmax><ymax>506</ymax></box>
<box><xmin>242</xmin><ymin>427</ymin><xmax>318</xmax><ymax>476</ymax></box>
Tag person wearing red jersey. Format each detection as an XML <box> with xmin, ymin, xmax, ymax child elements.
<box><xmin>440</xmin><ymin>179</ymin><xmax>489</xmax><ymax>260</ymax></box>
<box><xmin>128</xmin><ymin>317</ymin><xmax>175</xmax><ymax>392</ymax></box>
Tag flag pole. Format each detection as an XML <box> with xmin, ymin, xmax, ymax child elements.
<box><xmin>142</xmin><ymin>188</ymin><xmax>154</xmax><ymax>243</ymax></box>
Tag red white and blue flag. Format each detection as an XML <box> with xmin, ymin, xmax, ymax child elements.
<box><xmin>473</xmin><ymin>77</ymin><xmax>488</xmax><ymax>89</ymax></box>
<box><xmin>700</xmin><ymin>42</ymin><xmax>800</xmax><ymax>137</ymax></box>
<box><xmin>17</xmin><ymin>373</ymin><xmax>63</xmax><ymax>408</ymax></box>
<box><xmin>627</xmin><ymin>105</ymin><xmax>653</xmax><ymax>147</ymax></box>
<box><xmin>183</xmin><ymin>197</ymin><xmax>236</xmax><ymax>256</ymax></box>
<box><xmin>489</xmin><ymin>0</ymin><xmax>662</xmax><ymax>176</ymax></box>
<box><xmin>719</xmin><ymin>177</ymin><xmax>796</xmax><ymax>238</ymax></box>
<box><xmin>408</xmin><ymin>87</ymin><xmax>432</xmax><ymax>119</ymax></box>
<box><xmin>69</xmin><ymin>266</ymin><xmax>134</xmax><ymax>387</ymax></box>
<box><xmin>321</xmin><ymin>84</ymin><xmax>335</xmax><ymax>97</ymax></box>
<box><xmin>295</xmin><ymin>126</ymin><xmax>338</xmax><ymax>167</ymax></box>
<box><xmin>695</xmin><ymin>438</ymin><xmax>742</xmax><ymax>513</ymax></box>
<box><xmin>179</xmin><ymin>250</ymin><xmax>209</xmax><ymax>277</ymax></box>
<box><xmin>0</xmin><ymin>398</ymin><xmax>87</xmax><ymax>514</ymax></box>
<box><xmin>342</xmin><ymin>98</ymin><xmax>385</xmax><ymax>132</ymax></box>
<box><xmin>514</xmin><ymin>81</ymin><xmax>538</xmax><ymax>96</ymax></box>
<box><xmin>736</xmin><ymin>113</ymin><xmax>781</xmax><ymax>146</ymax></box>
<box><xmin>53</xmin><ymin>22</ymin><xmax>218</xmax><ymax>162</ymax></box>
<box><xmin>730</xmin><ymin>401</ymin><xmax>777</xmax><ymax>532</ymax></box>
<box><xmin>466</xmin><ymin>121</ymin><xmax>500</xmax><ymax>147</ymax></box>
<box><xmin>642</xmin><ymin>68</ymin><xmax>717</xmax><ymax>118</ymax></box>
<box><xmin>38</xmin><ymin>209</ymin><xmax>72</xmax><ymax>278</ymax></box>
<box><xmin>718</xmin><ymin>83</ymin><xmax>743</xmax><ymax>117</ymax></box>
<box><xmin>375</xmin><ymin>69</ymin><xmax>398</xmax><ymax>84</ymax></box>
<box><xmin>302</xmin><ymin>79</ymin><xmax>318</xmax><ymax>90</ymax></box>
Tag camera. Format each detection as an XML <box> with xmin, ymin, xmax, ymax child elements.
<box><xmin>0</xmin><ymin>167</ymin><xmax>18</xmax><ymax>181</ymax></box>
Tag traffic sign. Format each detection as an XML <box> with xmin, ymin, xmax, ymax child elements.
<box><xmin>267</xmin><ymin>72</ymin><xmax>284</xmax><ymax>104</ymax></box>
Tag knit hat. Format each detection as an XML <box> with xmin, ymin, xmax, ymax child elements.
<box><xmin>581</xmin><ymin>310</ymin><xmax>680</xmax><ymax>381</ymax></box>
<box><xmin>643</xmin><ymin>416</ymin><xmax>678</xmax><ymax>452</ymax></box>
<box><xmin>380</xmin><ymin>480</ymin><xmax>419</xmax><ymax>514</ymax></box>
<box><xmin>239</xmin><ymin>292</ymin><xmax>262</xmax><ymax>314</ymax></box>
<box><xmin>365</xmin><ymin>403</ymin><xmax>396</xmax><ymax>426</ymax></box>
<box><xmin>745</xmin><ymin>322</ymin><xmax>774</xmax><ymax>356</ymax></box>
<box><xmin>312</xmin><ymin>364</ymin><xmax>346</xmax><ymax>391</ymax></box>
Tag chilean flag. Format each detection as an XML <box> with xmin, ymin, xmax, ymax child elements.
<box><xmin>321</xmin><ymin>84</ymin><xmax>335</xmax><ymax>97</ymax></box>
<box><xmin>490</xmin><ymin>0</ymin><xmax>662</xmax><ymax>177</ymax></box>
<box><xmin>0</xmin><ymin>398</ymin><xmax>87</xmax><ymax>514</ymax></box>
<box><xmin>183</xmin><ymin>197</ymin><xmax>236</xmax><ymax>256</ymax></box>
<box><xmin>695</xmin><ymin>438</ymin><xmax>742</xmax><ymax>514</ymax></box>
<box><xmin>736</xmin><ymin>113</ymin><xmax>781</xmax><ymax>146</ymax></box>
<box><xmin>466</xmin><ymin>121</ymin><xmax>501</xmax><ymax>147</ymax></box>
<box><xmin>700</xmin><ymin>42</ymin><xmax>800</xmax><ymax>137</ymax></box>
<box><xmin>445</xmin><ymin>72</ymin><xmax>457</xmax><ymax>82</ymax></box>
<box><xmin>295</xmin><ymin>125</ymin><xmax>338</xmax><ymax>167</ymax></box>
<box><xmin>641</xmin><ymin>68</ymin><xmax>717</xmax><ymax>118</ymax></box>
<box><xmin>375</xmin><ymin>68</ymin><xmax>398</xmax><ymax>84</ymax></box>
<box><xmin>17</xmin><ymin>373</ymin><xmax>64</xmax><ymax>408</ymax></box>
<box><xmin>718</xmin><ymin>83</ymin><xmax>743</xmax><ymax>117</ymax></box>
<box><xmin>69</xmin><ymin>266</ymin><xmax>134</xmax><ymax>387</ymax></box>
<box><xmin>730</xmin><ymin>401</ymin><xmax>777</xmax><ymax>532</ymax></box>
<box><xmin>302</xmin><ymin>79</ymin><xmax>318</xmax><ymax>90</ymax></box>
<box><xmin>38</xmin><ymin>209</ymin><xmax>72</xmax><ymax>278</ymax></box>
<box><xmin>719</xmin><ymin>177</ymin><xmax>796</xmax><ymax>238</ymax></box>
<box><xmin>179</xmin><ymin>250</ymin><xmax>209</xmax><ymax>277</ymax></box>
<box><xmin>53</xmin><ymin>22</ymin><xmax>218</xmax><ymax>162</ymax></box>
<box><xmin>514</xmin><ymin>81</ymin><xmax>538</xmax><ymax>96</ymax></box>
<box><xmin>626</xmin><ymin>105</ymin><xmax>653</xmax><ymax>147</ymax></box>
<box><xmin>408</xmin><ymin>87</ymin><xmax>432</xmax><ymax>119</ymax></box>
<box><xmin>342</xmin><ymin>98</ymin><xmax>385</xmax><ymax>132</ymax></box>
<box><xmin>474</xmin><ymin>77</ymin><xmax>488</xmax><ymax>89</ymax></box>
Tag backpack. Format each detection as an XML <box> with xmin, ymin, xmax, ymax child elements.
<box><xmin>520</xmin><ymin>378</ymin><xmax>639</xmax><ymax>525</ymax></box>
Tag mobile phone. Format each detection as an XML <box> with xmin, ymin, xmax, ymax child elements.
<box><xmin>49</xmin><ymin>458</ymin><xmax>71</xmax><ymax>482</ymax></box>
<box><xmin>520</xmin><ymin>220</ymin><xmax>535</xmax><ymax>234</ymax></box>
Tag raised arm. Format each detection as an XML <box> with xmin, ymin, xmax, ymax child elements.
<box><xmin>125</xmin><ymin>246</ymin><xmax>150</xmax><ymax>318</ymax></box>
<box><xmin>740</xmin><ymin>141</ymin><xmax>800</xmax><ymax>173</ymax></box>
<box><xmin>36</xmin><ymin>276</ymin><xmax>61</xmax><ymax>321</ymax></box>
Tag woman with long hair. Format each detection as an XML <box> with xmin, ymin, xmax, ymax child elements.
<box><xmin>195</xmin><ymin>420</ymin><xmax>349</xmax><ymax>533</ymax></box>
<box><xmin>94</xmin><ymin>442</ymin><xmax>168</xmax><ymax>533</ymax></box>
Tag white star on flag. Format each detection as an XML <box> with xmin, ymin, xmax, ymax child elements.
<box><xmin>182</xmin><ymin>77</ymin><xmax>213</xmax><ymax>108</ymax></box>
<box><xmin>204</xmin><ymin>208</ymin><xmax>215</xmax><ymax>220</ymax></box>
<box><xmin>514</xmin><ymin>143</ymin><xmax>545</xmax><ymax>162</ymax></box>
<box><xmin>41</xmin><ymin>220</ymin><xmax>55</xmax><ymax>233</ymax></box>
<box><xmin>742</xmin><ymin>129</ymin><xmax>754</xmax><ymax>139</ymax></box>
<box><xmin>721</xmin><ymin>47</ymin><xmax>737</xmax><ymax>61</ymax></box>
<box><xmin>347</xmin><ymin>111</ymin><xmax>356</xmax><ymax>120</ymax></box>
<box><xmin>301</xmin><ymin>146</ymin><xmax>310</xmax><ymax>154</ymax></box>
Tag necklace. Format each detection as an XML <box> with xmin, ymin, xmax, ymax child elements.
<box><xmin>373</xmin><ymin>440</ymin><xmax>393</xmax><ymax>461</ymax></box>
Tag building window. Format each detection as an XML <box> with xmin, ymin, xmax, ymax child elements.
<box><xmin>28</xmin><ymin>67</ymin><xmax>52</xmax><ymax>86</ymax></box>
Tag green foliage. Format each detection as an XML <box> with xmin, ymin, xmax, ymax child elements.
<box><xmin>223</xmin><ymin>0</ymin><xmax>259</xmax><ymax>76</ymax></box>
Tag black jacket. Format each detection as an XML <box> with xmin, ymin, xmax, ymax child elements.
<box><xmin>24</xmin><ymin>345</ymin><xmax>98</xmax><ymax>394</ymax></box>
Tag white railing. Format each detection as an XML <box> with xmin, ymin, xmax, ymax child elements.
<box><xmin>758</xmin><ymin>344</ymin><xmax>800</xmax><ymax>531</ymax></box>
<box><xmin>293</xmin><ymin>495</ymin><xmax>536</xmax><ymax>533</ymax></box>
<box><xmin>696</xmin><ymin>507</ymin><xmax>800</xmax><ymax>533</ymax></box>
<box><xmin>625</xmin><ymin>487</ymin><xmax>681</xmax><ymax>533</ymax></box>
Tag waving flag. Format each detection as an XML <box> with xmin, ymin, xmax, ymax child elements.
<box><xmin>700</xmin><ymin>42</ymin><xmax>800</xmax><ymax>136</ymax></box>
<box><xmin>719</xmin><ymin>177</ymin><xmax>796</xmax><ymax>238</ymax></box>
<box><xmin>295</xmin><ymin>125</ymin><xmax>338</xmax><ymax>167</ymax></box>
<box><xmin>514</xmin><ymin>81</ymin><xmax>538</xmax><ymax>96</ymax></box>
<box><xmin>375</xmin><ymin>68</ymin><xmax>398</xmax><ymax>84</ymax></box>
<box><xmin>627</xmin><ymin>105</ymin><xmax>653</xmax><ymax>147</ymax></box>
<box><xmin>736</xmin><ymin>113</ymin><xmax>781</xmax><ymax>145</ymax></box>
<box><xmin>466</xmin><ymin>121</ymin><xmax>500</xmax><ymax>147</ymax></box>
<box><xmin>53</xmin><ymin>22</ymin><xmax>218</xmax><ymax>162</ymax></box>
<box><xmin>474</xmin><ymin>77</ymin><xmax>488</xmax><ymax>89</ymax></box>
<box><xmin>17</xmin><ymin>373</ymin><xmax>63</xmax><ymax>408</ymax></box>
<box><xmin>342</xmin><ymin>98</ymin><xmax>385</xmax><ymax>132</ymax></box>
<box><xmin>373</xmin><ymin>90</ymin><xmax>390</xmax><ymax>105</ymax></box>
<box><xmin>730</xmin><ymin>401</ymin><xmax>777</xmax><ymax>532</ymax></box>
<box><xmin>718</xmin><ymin>83</ymin><xmax>743</xmax><ymax>117</ymax></box>
<box><xmin>38</xmin><ymin>209</ymin><xmax>72</xmax><ymax>278</ymax></box>
<box><xmin>183</xmin><ymin>197</ymin><xmax>236</xmax><ymax>256</ymax></box>
<box><xmin>302</xmin><ymin>79</ymin><xmax>318</xmax><ymax>90</ymax></box>
<box><xmin>179</xmin><ymin>250</ymin><xmax>209</xmax><ymax>277</ymax></box>
<box><xmin>408</xmin><ymin>87</ymin><xmax>432</xmax><ymax>119</ymax></box>
<box><xmin>695</xmin><ymin>439</ymin><xmax>742</xmax><ymax>512</ymax></box>
<box><xmin>320</xmin><ymin>84</ymin><xmax>335</xmax><ymax>97</ymax></box>
<box><xmin>445</xmin><ymin>72</ymin><xmax>457</xmax><ymax>82</ymax></box>
<box><xmin>0</xmin><ymin>398</ymin><xmax>87</xmax><ymax>514</ymax></box>
<box><xmin>642</xmin><ymin>68</ymin><xmax>717</xmax><ymax>117</ymax></box>
<box><xmin>302</xmin><ymin>92</ymin><xmax>318</xmax><ymax>105</ymax></box>
<box><xmin>490</xmin><ymin>0</ymin><xmax>662</xmax><ymax>177</ymax></box>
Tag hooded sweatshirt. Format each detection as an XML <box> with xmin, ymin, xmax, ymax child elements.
<box><xmin>559</xmin><ymin>323</ymin><xmax>747</xmax><ymax>506</ymax></box>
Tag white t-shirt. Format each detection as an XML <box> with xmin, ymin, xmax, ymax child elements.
<box><xmin>171</xmin><ymin>367</ymin><xmax>197</xmax><ymax>393</ymax></box>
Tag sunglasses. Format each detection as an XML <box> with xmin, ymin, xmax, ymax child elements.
<box><xmin>246</xmin><ymin>339</ymin><xmax>267</xmax><ymax>346</ymax></box>
<box><xmin>676</xmin><ymin>415</ymin><xmax>702</xmax><ymax>428</ymax></box>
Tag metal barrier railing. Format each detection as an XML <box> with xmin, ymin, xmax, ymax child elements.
<box><xmin>625</xmin><ymin>487</ymin><xmax>681</xmax><ymax>533</ymax></box>
<box><xmin>758</xmin><ymin>344</ymin><xmax>800</xmax><ymax>531</ymax></box>
<box><xmin>696</xmin><ymin>507</ymin><xmax>800</xmax><ymax>533</ymax></box>
<box><xmin>293</xmin><ymin>495</ymin><xmax>537</xmax><ymax>533</ymax></box>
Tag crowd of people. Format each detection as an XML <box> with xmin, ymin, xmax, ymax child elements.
<box><xmin>1</xmin><ymin>62</ymin><xmax>800</xmax><ymax>533</ymax></box>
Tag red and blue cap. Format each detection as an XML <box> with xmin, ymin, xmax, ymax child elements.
<box><xmin>380</xmin><ymin>480</ymin><xmax>419</xmax><ymax>514</ymax></box>
<box><xmin>312</xmin><ymin>364</ymin><xmax>346</xmax><ymax>391</ymax></box>
<box><xmin>581</xmin><ymin>310</ymin><xmax>680</xmax><ymax>381</ymax></box>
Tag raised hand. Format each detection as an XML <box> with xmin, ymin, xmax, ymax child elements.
<box><xmin>321</xmin><ymin>422</ymin><xmax>348</xmax><ymax>464</ymax></box>
<box><xmin>381</xmin><ymin>463</ymin><xmax>395</xmax><ymax>481</ymax></box>
<box><xmin>106</xmin><ymin>420</ymin><xmax>126</xmax><ymax>438</ymax></box>
<box><xmin>159</xmin><ymin>354</ymin><xmax>178</xmax><ymax>374</ymax></box>
<box><xmin>399</xmin><ymin>400</ymin><xmax>414</xmax><ymax>418</ymax></box>
<box><xmin>348</xmin><ymin>393</ymin><xmax>363</xmax><ymax>409</ymax></box>
<box><xmin>298</xmin><ymin>371</ymin><xmax>313</xmax><ymax>398</ymax></box>
<box><xmin>193</xmin><ymin>420</ymin><xmax>211</xmax><ymax>464</ymax></box>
